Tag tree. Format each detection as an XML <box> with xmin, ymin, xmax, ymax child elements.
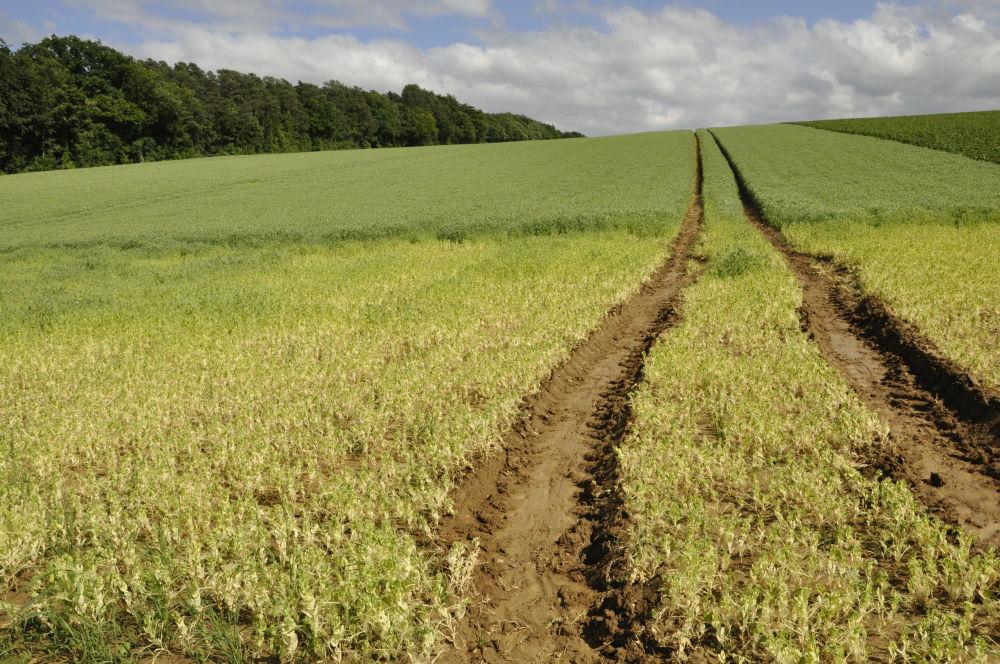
<box><xmin>0</xmin><ymin>36</ymin><xmax>580</xmax><ymax>174</ymax></box>
<box><xmin>403</xmin><ymin>107</ymin><xmax>438</xmax><ymax>146</ymax></box>
<box><xmin>368</xmin><ymin>92</ymin><xmax>402</xmax><ymax>147</ymax></box>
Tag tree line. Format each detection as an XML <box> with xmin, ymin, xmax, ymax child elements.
<box><xmin>0</xmin><ymin>35</ymin><xmax>583</xmax><ymax>174</ymax></box>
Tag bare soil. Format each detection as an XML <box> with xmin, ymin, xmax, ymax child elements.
<box><xmin>436</xmin><ymin>137</ymin><xmax>704</xmax><ymax>663</ymax></box>
<box><xmin>709</xmin><ymin>130</ymin><xmax>1000</xmax><ymax>549</ymax></box>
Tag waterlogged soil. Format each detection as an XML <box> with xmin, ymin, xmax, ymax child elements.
<box><xmin>710</xmin><ymin>131</ymin><xmax>1000</xmax><ymax>549</ymax></box>
<box><xmin>437</xmin><ymin>139</ymin><xmax>704</xmax><ymax>663</ymax></box>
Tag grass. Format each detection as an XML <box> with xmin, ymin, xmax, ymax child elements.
<box><xmin>0</xmin><ymin>132</ymin><xmax>685</xmax><ymax>251</ymax></box>
<box><xmin>0</xmin><ymin>131</ymin><xmax>696</xmax><ymax>661</ymax></box>
<box><xmin>710</xmin><ymin>123</ymin><xmax>1000</xmax><ymax>393</ymax></box>
<box><xmin>797</xmin><ymin>109</ymin><xmax>1000</xmax><ymax>166</ymax></box>
<box><xmin>616</xmin><ymin>129</ymin><xmax>1000</xmax><ymax>662</ymax></box>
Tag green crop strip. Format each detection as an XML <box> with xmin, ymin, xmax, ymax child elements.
<box><xmin>797</xmin><ymin>110</ymin><xmax>1000</xmax><ymax>166</ymax></box>
<box><xmin>710</xmin><ymin>123</ymin><xmax>1000</xmax><ymax>393</ymax></box>
<box><xmin>0</xmin><ymin>132</ymin><xmax>685</xmax><ymax>252</ymax></box>
<box><xmin>617</xmin><ymin>130</ymin><xmax>999</xmax><ymax>661</ymax></box>
<box><xmin>0</xmin><ymin>133</ymin><xmax>695</xmax><ymax>661</ymax></box>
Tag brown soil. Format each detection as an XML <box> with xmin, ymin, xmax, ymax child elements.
<box><xmin>708</xmin><ymin>131</ymin><xmax>1000</xmax><ymax>550</ymax></box>
<box><xmin>436</xmin><ymin>136</ymin><xmax>704</xmax><ymax>663</ymax></box>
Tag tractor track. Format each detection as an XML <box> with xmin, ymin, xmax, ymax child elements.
<box><xmin>709</xmin><ymin>130</ymin><xmax>1000</xmax><ymax>549</ymax></box>
<box><xmin>436</xmin><ymin>135</ymin><xmax>704</xmax><ymax>663</ymax></box>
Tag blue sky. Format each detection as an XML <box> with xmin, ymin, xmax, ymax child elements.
<box><xmin>1</xmin><ymin>1</ymin><xmax>997</xmax><ymax>133</ymax></box>
<box><xmin>2</xmin><ymin>1</ymin><xmax>926</xmax><ymax>48</ymax></box>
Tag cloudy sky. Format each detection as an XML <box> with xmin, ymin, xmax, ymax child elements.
<box><xmin>2</xmin><ymin>0</ymin><xmax>999</xmax><ymax>135</ymax></box>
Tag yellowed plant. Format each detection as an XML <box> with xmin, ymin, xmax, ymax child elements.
<box><xmin>617</xmin><ymin>130</ymin><xmax>1000</xmax><ymax>662</ymax></box>
<box><xmin>0</xmin><ymin>131</ymin><xmax>697</xmax><ymax>661</ymax></box>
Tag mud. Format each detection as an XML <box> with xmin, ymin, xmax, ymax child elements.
<box><xmin>709</xmin><ymin>130</ymin><xmax>1000</xmax><ymax>550</ymax></box>
<box><xmin>436</xmin><ymin>136</ymin><xmax>704</xmax><ymax>663</ymax></box>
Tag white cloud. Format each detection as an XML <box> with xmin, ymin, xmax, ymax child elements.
<box><xmin>135</xmin><ymin>3</ymin><xmax>1000</xmax><ymax>134</ymax></box>
<box><xmin>27</xmin><ymin>1</ymin><xmax>1000</xmax><ymax>134</ymax></box>
<box><xmin>138</xmin><ymin>30</ymin><xmax>434</xmax><ymax>92</ymax></box>
<box><xmin>64</xmin><ymin>0</ymin><xmax>495</xmax><ymax>32</ymax></box>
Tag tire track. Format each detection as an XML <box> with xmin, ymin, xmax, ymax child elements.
<box><xmin>709</xmin><ymin>130</ymin><xmax>1000</xmax><ymax>549</ymax></box>
<box><xmin>437</xmin><ymin>135</ymin><xmax>704</xmax><ymax>663</ymax></box>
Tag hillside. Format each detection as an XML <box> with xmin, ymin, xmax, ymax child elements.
<box><xmin>3</xmin><ymin>121</ymin><xmax>1000</xmax><ymax>661</ymax></box>
<box><xmin>796</xmin><ymin>109</ymin><xmax>1000</xmax><ymax>165</ymax></box>
<box><xmin>0</xmin><ymin>35</ymin><xmax>582</xmax><ymax>174</ymax></box>
<box><xmin>0</xmin><ymin>132</ymin><xmax>694</xmax><ymax>661</ymax></box>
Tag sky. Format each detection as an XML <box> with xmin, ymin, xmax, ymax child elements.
<box><xmin>2</xmin><ymin>0</ymin><xmax>999</xmax><ymax>135</ymax></box>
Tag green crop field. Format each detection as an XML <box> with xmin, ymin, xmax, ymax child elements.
<box><xmin>0</xmin><ymin>134</ymin><xmax>678</xmax><ymax>251</ymax></box>
<box><xmin>0</xmin><ymin>132</ymin><xmax>695</xmax><ymax>661</ymax></box>
<box><xmin>3</xmin><ymin>118</ymin><xmax>1000</xmax><ymax>664</ymax></box>
<box><xmin>798</xmin><ymin>110</ymin><xmax>1000</xmax><ymax>165</ymax></box>
<box><xmin>710</xmin><ymin>123</ymin><xmax>1000</xmax><ymax>392</ymax></box>
<box><xmin>617</xmin><ymin>130</ymin><xmax>999</xmax><ymax>661</ymax></box>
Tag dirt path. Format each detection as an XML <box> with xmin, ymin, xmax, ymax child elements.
<box><xmin>437</xmin><ymin>137</ymin><xmax>704</xmax><ymax>663</ymax></box>
<box><xmin>709</xmin><ymin>131</ymin><xmax>1000</xmax><ymax>549</ymax></box>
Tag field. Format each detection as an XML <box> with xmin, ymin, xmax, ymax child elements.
<box><xmin>0</xmin><ymin>134</ymin><xmax>680</xmax><ymax>250</ymax></box>
<box><xmin>616</xmin><ymin>130</ymin><xmax>1000</xmax><ymax>660</ymax></box>
<box><xmin>798</xmin><ymin>110</ymin><xmax>1000</xmax><ymax>165</ymax></box>
<box><xmin>710</xmin><ymin>123</ymin><xmax>1000</xmax><ymax>393</ymax></box>
<box><xmin>3</xmin><ymin>118</ymin><xmax>1000</xmax><ymax>663</ymax></box>
<box><xmin>0</xmin><ymin>132</ymin><xmax>695</xmax><ymax>660</ymax></box>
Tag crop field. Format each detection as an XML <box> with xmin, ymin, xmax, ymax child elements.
<box><xmin>0</xmin><ymin>132</ymin><xmax>695</xmax><ymax>661</ymax></box>
<box><xmin>710</xmin><ymin>123</ymin><xmax>1000</xmax><ymax>393</ymax></box>
<box><xmin>0</xmin><ymin>133</ymin><xmax>679</xmax><ymax>251</ymax></box>
<box><xmin>617</xmin><ymin>130</ymin><xmax>1000</xmax><ymax>661</ymax></box>
<box><xmin>798</xmin><ymin>110</ymin><xmax>1000</xmax><ymax>165</ymax></box>
<box><xmin>3</xmin><ymin>117</ymin><xmax>1000</xmax><ymax>664</ymax></box>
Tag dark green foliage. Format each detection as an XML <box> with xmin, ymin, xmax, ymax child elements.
<box><xmin>796</xmin><ymin>110</ymin><xmax>1000</xmax><ymax>165</ymax></box>
<box><xmin>711</xmin><ymin>247</ymin><xmax>766</xmax><ymax>278</ymax></box>
<box><xmin>0</xmin><ymin>35</ymin><xmax>579</xmax><ymax>174</ymax></box>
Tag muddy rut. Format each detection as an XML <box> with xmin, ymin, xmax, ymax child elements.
<box><xmin>709</xmin><ymin>131</ymin><xmax>1000</xmax><ymax>549</ymax></box>
<box><xmin>437</xmin><ymin>138</ymin><xmax>704</xmax><ymax>663</ymax></box>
